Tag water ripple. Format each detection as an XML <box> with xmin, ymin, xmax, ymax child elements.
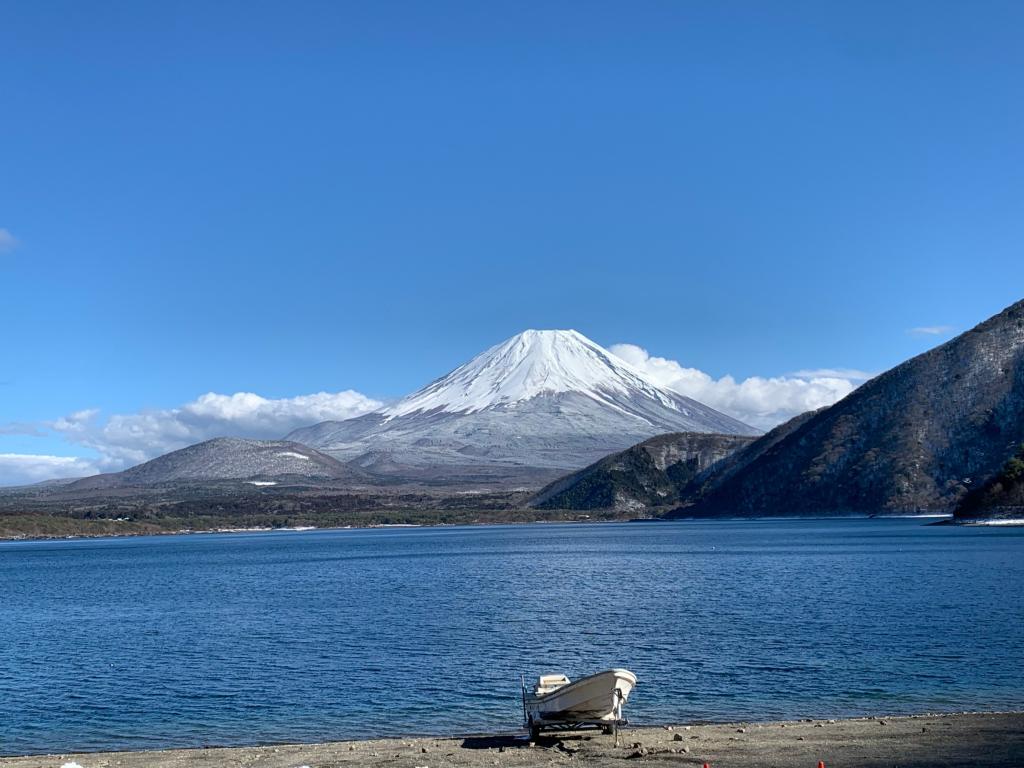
<box><xmin>0</xmin><ymin>519</ymin><xmax>1022</xmax><ymax>755</ymax></box>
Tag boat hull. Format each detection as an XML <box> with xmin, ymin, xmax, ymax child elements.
<box><xmin>525</xmin><ymin>669</ymin><xmax>637</xmax><ymax>724</ymax></box>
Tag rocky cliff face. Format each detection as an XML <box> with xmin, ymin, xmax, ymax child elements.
<box><xmin>668</xmin><ymin>299</ymin><xmax>1024</xmax><ymax>517</ymax></box>
<box><xmin>530</xmin><ymin>432</ymin><xmax>756</xmax><ymax>511</ymax></box>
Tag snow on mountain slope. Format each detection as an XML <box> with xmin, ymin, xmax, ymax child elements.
<box><xmin>287</xmin><ymin>330</ymin><xmax>759</xmax><ymax>484</ymax></box>
<box><xmin>67</xmin><ymin>438</ymin><xmax>365</xmax><ymax>490</ymax></box>
<box><xmin>385</xmin><ymin>329</ymin><xmax>680</xmax><ymax>417</ymax></box>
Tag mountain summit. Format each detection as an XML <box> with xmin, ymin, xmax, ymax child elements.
<box><xmin>287</xmin><ymin>329</ymin><xmax>758</xmax><ymax>485</ymax></box>
<box><xmin>385</xmin><ymin>329</ymin><xmax>691</xmax><ymax>418</ymax></box>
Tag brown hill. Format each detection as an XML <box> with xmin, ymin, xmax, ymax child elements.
<box><xmin>668</xmin><ymin>299</ymin><xmax>1024</xmax><ymax>517</ymax></box>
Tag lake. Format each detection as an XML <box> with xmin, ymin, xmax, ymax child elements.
<box><xmin>1</xmin><ymin>519</ymin><xmax>1022</xmax><ymax>755</ymax></box>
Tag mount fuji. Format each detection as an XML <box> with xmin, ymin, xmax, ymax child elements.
<box><xmin>286</xmin><ymin>330</ymin><xmax>759</xmax><ymax>485</ymax></box>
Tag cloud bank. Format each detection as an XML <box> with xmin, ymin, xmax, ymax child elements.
<box><xmin>0</xmin><ymin>390</ymin><xmax>383</xmax><ymax>485</ymax></box>
<box><xmin>50</xmin><ymin>390</ymin><xmax>384</xmax><ymax>467</ymax></box>
<box><xmin>609</xmin><ymin>344</ymin><xmax>870</xmax><ymax>431</ymax></box>
<box><xmin>0</xmin><ymin>453</ymin><xmax>103</xmax><ymax>487</ymax></box>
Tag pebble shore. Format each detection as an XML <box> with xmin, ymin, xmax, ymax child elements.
<box><xmin>3</xmin><ymin>712</ymin><xmax>1022</xmax><ymax>768</ymax></box>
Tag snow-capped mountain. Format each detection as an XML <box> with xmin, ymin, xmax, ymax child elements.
<box><xmin>383</xmin><ymin>329</ymin><xmax>683</xmax><ymax>417</ymax></box>
<box><xmin>286</xmin><ymin>330</ymin><xmax>759</xmax><ymax>485</ymax></box>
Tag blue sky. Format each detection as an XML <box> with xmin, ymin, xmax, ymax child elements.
<box><xmin>1</xmin><ymin>1</ymin><xmax>1022</xmax><ymax>483</ymax></box>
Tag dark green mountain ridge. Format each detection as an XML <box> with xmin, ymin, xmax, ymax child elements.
<box><xmin>954</xmin><ymin>443</ymin><xmax>1024</xmax><ymax>521</ymax></box>
<box><xmin>530</xmin><ymin>432</ymin><xmax>757</xmax><ymax>511</ymax></box>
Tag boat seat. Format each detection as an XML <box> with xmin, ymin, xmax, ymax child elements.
<box><xmin>534</xmin><ymin>674</ymin><xmax>570</xmax><ymax>695</ymax></box>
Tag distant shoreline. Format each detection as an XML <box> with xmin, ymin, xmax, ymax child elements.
<box><xmin>0</xmin><ymin>522</ymin><xmax>415</xmax><ymax>544</ymax></box>
<box><xmin>2</xmin><ymin>712</ymin><xmax>1021</xmax><ymax>767</ymax></box>
<box><xmin>6</xmin><ymin>512</ymin><xmax>1023</xmax><ymax>545</ymax></box>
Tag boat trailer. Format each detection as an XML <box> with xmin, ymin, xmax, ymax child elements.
<box><xmin>521</xmin><ymin>675</ymin><xmax>628</xmax><ymax>745</ymax></box>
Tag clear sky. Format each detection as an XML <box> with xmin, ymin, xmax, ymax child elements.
<box><xmin>1</xmin><ymin>1</ymin><xmax>1022</xmax><ymax>483</ymax></box>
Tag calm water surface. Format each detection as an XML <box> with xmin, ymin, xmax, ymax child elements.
<box><xmin>1</xmin><ymin>519</ymin><xmax>1023</xmax><ymax>754</ymax></box>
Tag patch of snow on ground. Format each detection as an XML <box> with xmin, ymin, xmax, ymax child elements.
<box><xmin>972</xmin><ymin>518</ymin><xmax>1024</xmax><ymax>526</ymax></box>
<box><xmin>248</xmin><ymin>481</ymin><xmax>278</xmax><ymax>486</ymax></box>
<box><xmin>276</xmin><ymin>451</ymin><xmax>310</xmax><ymax>460</ymax></box>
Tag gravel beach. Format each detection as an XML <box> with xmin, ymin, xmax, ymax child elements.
<box><xmin>3</xmin><ymin>712</ymin><xmax>1022</xmax><ymax>768</ymax></box>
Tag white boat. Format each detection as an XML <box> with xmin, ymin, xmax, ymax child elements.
<box><xmin>522</xmin><ymin>668</ymin><xmax>637</xmax><ymax>737</ymax></box>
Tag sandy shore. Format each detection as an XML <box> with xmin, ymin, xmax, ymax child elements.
<box><xmin>3</xmin><ymin>712</ymin><xmax>1022</xmax><ymax>768</ymax></box>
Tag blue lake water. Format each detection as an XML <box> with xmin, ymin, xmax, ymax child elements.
<box><xmin>1</xmin><ymin>519</ymin><xmax>1023</xmax><ymax>755</ymax></box>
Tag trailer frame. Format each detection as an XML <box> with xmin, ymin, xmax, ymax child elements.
<box><xmin>521</xmin><ymin>677</ymin><xmax>627</xmax><ymax>746</ymax></box>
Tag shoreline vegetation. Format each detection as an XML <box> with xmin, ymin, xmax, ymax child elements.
<box><xmin>2</xmin><ymin>510</ymin><xmax>1023</xmax><ymax>543</ymax></box>
<box><xmin>2</xmin><ymin>713</ymin><xmax>1022</xmax><ymax>767</ymax></box>
<box><xmin>0</xmin><ymin>485</ymin><xmax>613</xmax><ymax>542</ymax></box>
<box><xmin>0</xmin><ymin>506</ymin><xmax>616</xmax><ymax>542</ymax></box>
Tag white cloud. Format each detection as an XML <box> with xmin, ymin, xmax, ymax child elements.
<box><xmin>610</xmin><ymin>344</ymin><xmax>869</xmax><ymax>431</ymax></box>
<box><xmin>43</xmin><ymin>390</ymin><xmax>384</xmax><ymax>469</ymax></box>
<box><xmin>0</xmin><ymin>421</ymin><xmax>45</xmax><ymax>436</ymax></box>
<box><xmin>0</xmin><ymin>390</ymin><xmax>385</xmax><ymax>484</ymax></box>
<box><xmin>0</xmin><ymin>453</ymin><xmax>103</xmax><ymax>487</ymax></box>
<box><xmin>788</xmin><ymin>368</ymin><xmax>873</xmax><ymax>381</ymax></box>
<box><xmin>0</xmin><ymin>228</ymin><xmax>17</xmax><ymax>252</ymax></box>
<box><xmin>908</xmin><ymin>325</ymin><xmax>955</xmax><ymax>336</ymax></box>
